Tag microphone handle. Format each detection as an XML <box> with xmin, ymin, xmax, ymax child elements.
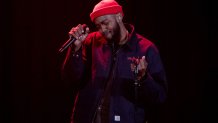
<box><xmin>58</xmin><ymin>24</ymin><xmax>87</xmax><ymax>53</ymax></box>
<box><xmin>58</xmin><ymin>36</ymin><xmax>76</xmax><ymax>53</ymax></box>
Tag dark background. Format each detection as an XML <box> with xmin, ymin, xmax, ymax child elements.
<box><xmin>0</xmin><ymin>0</ymin><xmax>213</xmax><ymax>123</ymax></box>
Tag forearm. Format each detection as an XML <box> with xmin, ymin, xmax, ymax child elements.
<box><xmin>138</xmin><ymin>71</ymin><xmax>167</xmax><ymax>104</ymax></box>
<box><xmin>138</xmin><ymin>45</ymin><xmax>168</xmax><ymax>104</ymax></box>
<box><xmin>61</xmin><ymin>46</ymin><xmax>85</xmax><ymax>88</ymax></box>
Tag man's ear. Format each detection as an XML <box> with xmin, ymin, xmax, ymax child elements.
<box><xmin>116</xmin><ymin>13</ymin><xmax>123</xmax><ymax>22</ymax></box>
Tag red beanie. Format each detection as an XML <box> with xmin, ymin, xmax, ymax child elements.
<box><xmin>90</xmin><ymin>0</ymin><xmax>124</xmax><ymax>22</ymax></box>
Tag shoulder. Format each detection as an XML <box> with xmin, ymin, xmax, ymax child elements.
<box><xmin>83</xmin><ymin>31</ymin><xmax>105</xmax><ymax>46</ymax></box>
<box><xmin>135</xmin><ymin>33</ymin><xmax>158</xmax><ymax>52</ymax></box>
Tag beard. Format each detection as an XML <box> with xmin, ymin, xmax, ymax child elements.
<box><xmin>103</xmin><ymin>22</ymin><xmax>121</xmax><ymax>44</ymax></box>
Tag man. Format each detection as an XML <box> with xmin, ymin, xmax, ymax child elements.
<box><xmin>61</xmin><ymin>0</ymin><xmax>167</xmax><ymax>123</ymax></box>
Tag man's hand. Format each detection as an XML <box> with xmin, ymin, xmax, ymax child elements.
<box><xmin>69</xmin><ymin>24</ymin><xmax>89</xmax><ymax>51</ymax></box>
<box><xmin>129</xmin><ymin>56</ymin><xmax>148</xmax><ymax>81</ymax></box>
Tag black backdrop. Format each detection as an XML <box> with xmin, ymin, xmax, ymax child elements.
<box><xmin>0</xmin><ymin>0</ymin><xmax>212</xmax><ymax>123</ymax></box>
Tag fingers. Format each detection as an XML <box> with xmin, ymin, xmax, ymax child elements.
<box><xmin>138</xmin><ymin>56</ymin><xmax>147</xmax><ymax>70</ymax></box>
<box><xmin>85</xmin><ymin>27</ymin><xmax>90</xmax><ymax>33</ymax></box>
<box><xmin>68</xmin><ymin>24</ymin><xmax>89</xmax><ymax>52</ymax></box>
<box><xmin>78</xmin><ymin>24</ymin><xmax>84</xmax><ymax>34</ymax></box>
<box><xmin>69</xmin><ymin>24</ymin><xmax>88</xmax><ymax>41</ymax></box>
<box><xmin>128</xmin><ymin>56</ymin><xmax>147</xmax><ymax>80</ymax></box>
<box><xmin>138</xmin><ymin>56</ymin><xmax>147</xmax><ymax>78</ymax></box>
<box><xmin>130</xmin><ymin>63</ymin><xmax>135</xmax><ymax>72</ymax></box>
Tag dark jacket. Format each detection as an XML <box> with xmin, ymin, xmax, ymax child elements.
<box><xmin>62</xmin><ymin>24</ymin><xmax>167</xmax><ymax>123</ymax></box>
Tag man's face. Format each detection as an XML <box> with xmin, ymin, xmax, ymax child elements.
<box><xmin>94</xmin><ymin>14</ymin><xmax>120</xmax><ymax>42</ymax></box>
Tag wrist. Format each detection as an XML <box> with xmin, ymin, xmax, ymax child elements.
<box><xmin>138</xmin><ymin>72</ymin><xmax>147</xmax><ymax>82</ymax></box>
<box><xmin>73</xmin><ymin>41</ymin><xmax>82</xmax><ymax>52</ymax></box>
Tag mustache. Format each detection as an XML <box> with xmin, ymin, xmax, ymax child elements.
<box><xmin>102</xmin><ymin>31</ymin><xmax>110</xmax><ymax>36</ymax></box>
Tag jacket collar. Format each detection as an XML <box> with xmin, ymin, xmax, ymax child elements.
<box><xmin>94</xmin><ymin>23</ymin><xmax>138</xmax><ymax>51</ymax></box>
<box><xmin>124</xmin><ymin>24</ymin><xmax>138</xmax><ymax>51</ymax></box>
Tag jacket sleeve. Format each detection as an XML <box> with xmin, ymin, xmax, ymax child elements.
<box><xmin>139</xmin><ymin>44</ymin><xmax>168</xmax><ymax>104</ymax></box>
<box><xmin>61</xmin><ymin>38</ymin><xmax>92</xmax><ymax>91</ymax></box>
<box><xmin>61</xmin><ymin>46</ymin><xmax>85</xmax><ymax>90</ymax></box>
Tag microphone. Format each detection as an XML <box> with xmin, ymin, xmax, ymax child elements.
<box><xmin>58</xmin><ymin>24</ymin><xmax>87</xmax><ymax>53</ymax></box>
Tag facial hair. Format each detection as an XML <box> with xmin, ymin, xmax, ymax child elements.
<box><xmin>106</xmin><ymin>22</ymin><xmax>121</xmax><ymax>44</ymax></box>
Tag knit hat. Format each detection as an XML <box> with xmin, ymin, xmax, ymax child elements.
<box><xmin>90</xmin><ymin>0</ymin><xmax>124</xmax><ymax>22</ymax></box>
